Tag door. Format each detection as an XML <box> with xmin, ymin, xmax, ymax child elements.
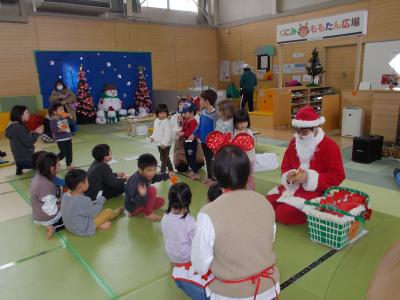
<box><xmin>325</xmin><ymin>45</ymin><xmax>357</xmax><ymax>90</ymax></box>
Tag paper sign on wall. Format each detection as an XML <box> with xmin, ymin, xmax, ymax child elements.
<box><xmin>256</xmin><ymin>69</ymin><xmax>266</xmax><ymax>80</ymax></box>
<box><xmin>292</xmin><ymin>53</ymin><xmax>304</xmax><ymax>58</ymax></box>
<box><xmin>219</xmin><ymin>60</ymin><xmax>230</xmax><ymax>82</ymax></box>
<box><xmin>293</xmin><ymin>63</ymin><xmax>306</xmax><ymax>73</ymax></box>
<box><xmin>231</xmin><ymin>61</ymin><xmax>245</xmax><ymax>75</ymax></box>
<box><xmin>273</xmin><ymin>64</ymin><xmax>280</xmax><ymax>74</ymax></box>
<box><xmin>283</xmin><ymin>64</ymin><xmax>294</xmax><ymax>74</ymax></box>
<box><xmin>303</xmin><ymin>74</ymin><xmax>312</xmax><ymax>82</ymax></box>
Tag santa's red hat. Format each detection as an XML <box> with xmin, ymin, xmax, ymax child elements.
<box><xmin>292</xmin><ymin>106</ymin><xmax>325</xmax><ymax>128</ymax></box>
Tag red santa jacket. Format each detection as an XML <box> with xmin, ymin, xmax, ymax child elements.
<box><xmin>268</xmin><ymin>129</ymin><xmax>345</xmax><ymax>209</ymax></box>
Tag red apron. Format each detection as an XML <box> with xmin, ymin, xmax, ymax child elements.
<box><xmin>205</xmin><ymin>264</ymin><xmax>278</xmax><ymax>300</ymax></box>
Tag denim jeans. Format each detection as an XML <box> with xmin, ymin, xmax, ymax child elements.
<box><xmin>175</xmin><ymin>280</ymin><xmax>209</xmax><ymax>300</ymax></box>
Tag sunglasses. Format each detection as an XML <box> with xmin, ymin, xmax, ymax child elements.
<box><xmin>295</xmin><ymin>127</ymin><xmax>315</xmax><ymax>134</ymax></box>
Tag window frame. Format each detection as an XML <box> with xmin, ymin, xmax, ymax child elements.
<box><xmin>141</xmin><ymin>0</ymin><xmax>198</xmax><ymax>13</ymax></box>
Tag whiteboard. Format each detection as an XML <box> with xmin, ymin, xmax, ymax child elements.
<box><xmin>362</xmin><ymin>40</ymin><xmax>400</xmax><ymax>89</ymax></box>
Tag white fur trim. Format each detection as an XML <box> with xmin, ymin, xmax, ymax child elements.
<box><xmin>349</xmin><ymin>205</ymin><xmax>366</xmax><ymax>216</ymax></box>
<box><xmin>277</xmin><ymin>195</ymin><xmax>306</xmax><ymax>210</ymax></box>
<box><xmin>292</xmin><ymin>116</ymin><xmax>325</xmax><ymax>128</ymax></box>
<box><xmin>303</xmin><ymin>169</ymin><xmax>319</xmax><ymax>192</ymax></box>
<box><xmin>314</xmin><ymin>127</ymin><xmax>325</xmax><ymax>146</ymax></box>
<box><xmin>281</xmin><ymin>170</ymin><xmax>300</xmax><ymax>194</ymax></box>
<box><xmin>267</xmin><ymin>186</ymin><xmax>280</xmax><ymax>196</ymax></box>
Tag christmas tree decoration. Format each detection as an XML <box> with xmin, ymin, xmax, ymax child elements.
<box><xmin>76</xmin><ymin>65</ymin><xmax>96</xmax><ymax>124</ymax></box>
<box><xmin>306</xmin><ymin>47</ymin><xmax>325</xmax><ymax>87</ymax></box>
<box><xmin>134</xmin><ymin>65</ymin><xmax>152</xmax><ymax>115</ymax></box>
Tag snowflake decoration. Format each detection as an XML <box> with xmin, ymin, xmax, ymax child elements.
<box><xmin>128</xmin><ymin>64</ymin><xmax>132</xmax><ymax>69</ymax></box>
<box><xmin>123</xmin><ymin>93</ymin><xmax>127</xmax><ymax>98</ymax></box>
<box><xmin>113</xmin><ymin>68</ymin><xmax>117</xmax><ymax>71</ymax></box>
<box><xmin>126</xmin><ymin>82</ymin><xmax>131</xmax><ymax>86</ymax></box>
<box><xmin>87</xmin><ymin>70</ymin><xmax>90</xmax><ymax>73</ymax></box>
<box><xmin>49</xmin><ymin>60</ymin><xmax>55</xmax><ymax>66</ymax></box>
<box><xmin>58</xmin><ymin>75</ymin><xmax>62</xmax><ymax>79</ymax></box>
<box><xmin>106</xmin><ymin>62</ymin><xmax>111</xmax><ymax>67</ymax></box>
<box><xmin>80</xmin><ymin>57</ymin><xmax>83</xmax><ymax>61</ymax></box>
<box><xmin>123</xmin><ymin>55</ymin><xmax>127</xmax><ymax>58</ymax></box>
<box><xmin>97</xmin><ymin>53</ymin><xmax>101</xmax><ymax>56</ymax></box>
<box><xmin>117</xmin><ymin>74</ymin><xmax>122</xmax><ymax>79</ymax></box>
<box><xmin>143</xmin><ymin>67</ymin><xmax>146</xmax><ymax>71</ymax></box>
<box><xmin>101</xmin><ymin>70</ymin><xmax>105</xmax><ymax>74</ymax></box>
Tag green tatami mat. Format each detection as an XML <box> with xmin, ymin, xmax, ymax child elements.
<box><xmin>0</xmin><ymin>247</ymin><xmax>109</xmax><ymax>300</ymax></box>
<box><xmin>118</xmin><ymin>275</ymin><xmax>188</xmax><ymax>300</ymax></box>
<box><xmin>61</xmin><ymin>178</ymin><xmax>209</xmax><ymax>297</ymax></box>
<box><xmin>0</xmin><ymin>215</ymin><xmax>61</xmax><ymax>266</ymax></box>
<box><xmin>280</xmin><ymin>212</ymin><xmax>400</xmax><ymax>300</ymax></box>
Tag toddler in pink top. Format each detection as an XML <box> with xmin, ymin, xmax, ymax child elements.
<box><xmin>161</xmin><ymin>183</ymin><xmax>211</xmax><ymax>300</ymax></box>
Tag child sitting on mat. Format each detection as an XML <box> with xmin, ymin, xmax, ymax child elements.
<box><xmin>85</xmin><ymin>144</ymin><xmax>127</xmax><ymax>201</ymax></box>
<box><xmin>125</xmin><ymin>154</ymin><xmax>174</xmax><ymax>222</ymax></box>
<box><xmin>29</xmin><ymin>152</ymin><xmax>64</xmax><ymax>239</ymax></box>
<box><xmin>207</xmin><ymin>182</ymin><xmax>222</xmax><ymax>203</ymax></box>
<box><xmin>32</xmin><ymin>151</ymin><xmax>65</xmax><ymax>187</ymax></box>
<box><xmin>61</xmin><ymin>169</ymin><xmax>123</xmax><ymax>236</ymax></box>
<box><xmin>192</xmin><ymin>145</ymin><xmax>280</xmax><ymax>299</ymax></box>
<box><xmin>161</xmin><ymin>183</ymin><xmax>212</xmax><ymax>300</ymax></box>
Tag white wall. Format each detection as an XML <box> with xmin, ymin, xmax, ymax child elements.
<box><xmin>362</xmin><ymin>40</ymin><xmax>400</xmax><ymax>90</ymax></box>
<box><xmin>217</xmin><ymin>0</ymin><xmax>352</xmax><ymax>26</ymax></box>
<box><xmin>133</xmin><ymin>7</ymin><xmax>199</xmax><ymax>26</ymax></box>
<box><xmin>218</xmin><ymin>0</ymin><xmax>276</xmax><ymax>25</ymax></box>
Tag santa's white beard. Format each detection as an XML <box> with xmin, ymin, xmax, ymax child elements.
<box><xmin>295</xmin><ymin>133</ymin><xmax>317</xmax><ymax>169</ymax></box>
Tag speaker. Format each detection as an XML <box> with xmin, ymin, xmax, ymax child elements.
<box><xmin>352</xmin><ymin>135</ymin><xmax>384</xmax><ymax>164</ymax></box>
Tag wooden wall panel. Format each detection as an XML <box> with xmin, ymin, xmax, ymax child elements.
<box><xmin>367</xmin><ymin>0</ymin><xmax>400</xmax><ymax>42</ymax></box>
<box><xmin>0</xmin><ymin>17</ymin><xmax>39</xmax><ymax>96</ymax></box>
<box><xmin>34</xmin><ymin>16</ymin><xmax>116</xmax><ymax>50</ymax></box>
<box><xmin>0</xmin><ymin>16</ymin><xmax>217</xmax><ymax>97</ymax></box>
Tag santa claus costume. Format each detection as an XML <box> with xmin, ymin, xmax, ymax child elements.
<box><xmin>266</xmin><ymin>106</ymin><xmax>345</xmax><ymax>225</ymax></box>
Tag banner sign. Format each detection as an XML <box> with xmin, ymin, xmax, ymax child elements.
<box><xmin>277</xmin><ymin>10</ymin><xmax>368</xmax><ymax>44</ymax></box>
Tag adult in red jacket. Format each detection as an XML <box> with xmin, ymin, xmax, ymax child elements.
<box><xmin>266</xmin><ymin>106</ymin><xmax>345</xmax><ymax>225</ymax></box>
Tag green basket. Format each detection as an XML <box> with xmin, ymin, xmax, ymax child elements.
<box><xmin>304</xmin><ymin>186</ymin><xmax>369</xmax><ymax>250</ymax></box>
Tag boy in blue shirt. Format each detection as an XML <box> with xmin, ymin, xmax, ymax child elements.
<box><xmin>189</xmin><ymin>89</ymin><xmax>218</xmax><ymax>184</ymax></box>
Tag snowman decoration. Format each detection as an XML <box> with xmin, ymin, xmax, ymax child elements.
<box><xmin>98</xmin><ymin>84</ymin><xmax>122</xmax><ymax>122</ymax></box>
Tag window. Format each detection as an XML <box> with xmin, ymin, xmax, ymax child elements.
<box><xmin>170</xmin><ymin>0</ymin><xmax>198</xmax><ymax>12</ymax></box>
<box><xmin>141</xmin><ymin>0</ymin><xmax>168</xmax><ymax>9</ymax></box>
<box><xmin>141</xmin><ymin>0</ymin><xmax>198</xmax><ymax>13</ymax></box>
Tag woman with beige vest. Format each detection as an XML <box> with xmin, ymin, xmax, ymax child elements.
<box><xmin>192</xmin><ymin>145</ymin><xmax>280</xmax><ymax>300</ymax></box>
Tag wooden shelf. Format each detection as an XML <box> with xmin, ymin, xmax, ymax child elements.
<box><xmin>257</xmin><ymin>86</ymin><xmax>340</xmax><ymax>131</ymax></box>
<box><xmin>292</xmin><ymin>102</ymin><xmax>308</xmax><ymax>106</ymax></box>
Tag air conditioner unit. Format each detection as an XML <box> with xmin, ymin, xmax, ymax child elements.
<box><xmin>33</xmin><ymin>0</ymin><xmax>111</xmax><ymax>15</ymax></box>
